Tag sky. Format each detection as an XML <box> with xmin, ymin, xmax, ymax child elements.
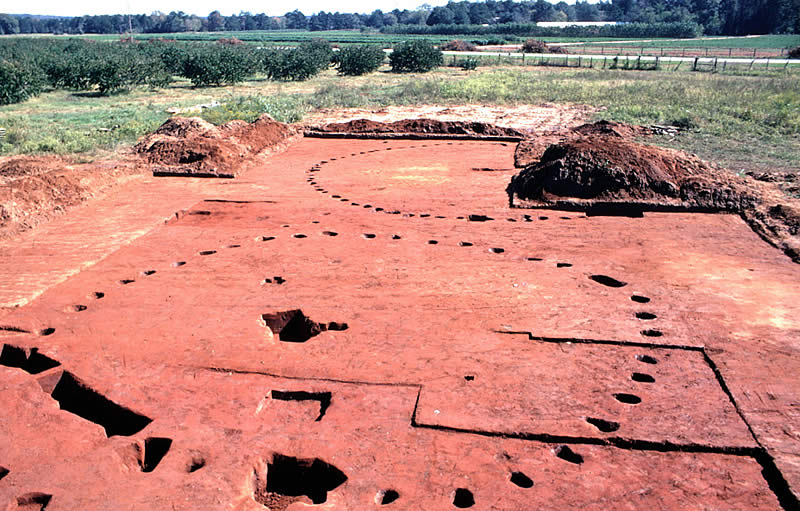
<box><xmin>7</xmin><ymin>0</ymin><xmax>598</xmax><ymax>18</ymax></box>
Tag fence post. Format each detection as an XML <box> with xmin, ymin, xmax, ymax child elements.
<box><xmin>578</xmin><ymin>55</ymin><xmax>582</xmax><ymax>68</ymax></box>
<box><xmin>728</xmin><ymin>48</ymin><xmax>732</xmax><ymax>57</ymax></box>
<box><xmin>713</xmin><ymin>57</ymin><xmax>717</xmax><ymax>72</ymax></box>
<box><xmin>765</xmin><ymin>58</ymin><xmax>770</xmax><ymax>70</ymax></box>
<box><xmin>753</xmin><ymin>48</ymin><xmax>757</xmax><ymax>58</ymax></box>
<box><xmin>655</xmin><ymin>56</ymin><xmax>659</xmax><ymax>69</ymax></box>
<box><xmin>693</xmin><ymin>57</ymin><xmax>698</xmax><ymax>71</ymax></box>
<box><xmin>705</xmin><ymin>48</ymin><xmax>709</xmax><ymax>56</ymax></box>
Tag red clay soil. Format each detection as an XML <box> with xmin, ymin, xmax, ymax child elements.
<box><xmin>509</xmin><ymin>134</ymin><xmax>800</xmax><ymax>262</ymax></box>
<box><xmin>514</xmin><ymin>120</ymin><xmax>653</xmax><ymax>168</ymax></box>
<box><xmin>306</xmin><ymin>118</ymin><xmax>525</xmax><ymax>139</ymax></box>
<box><xmin>0</xmin><ymin>155</ymin><xmax>143</xmax><ymax>240</ymax></box>
<box><xmin>1</xmin><ymin>137</ymin><xmax>800</xmax><ymax>509</ymax></box>
<box><xmin>135</xmin><ymin>115</ymin><xmax>298</xmax><ymax>177</ymax></box>
<box><xmin>0</xmin><ymin>115</ymin><xmax>297</xmax><ymax>240</ymax></box>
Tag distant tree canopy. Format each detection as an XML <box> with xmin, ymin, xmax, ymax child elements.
<box><xmin>1</xmin><ymin>0</ymin><xmax>798</xmax><ymax>36</ymax></box>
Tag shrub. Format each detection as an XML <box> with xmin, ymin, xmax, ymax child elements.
<box><xmin>441</xmin><ymin>39</ymin><xmax>476</xmax><ymax>52</ymax></box>
<box><xmin>182</xmin><ymin>44</ymin><xmax>257</xmax><ymax>87</ymax></box>
<box><xmin>521</xmin><ymin>39</ymin><xmax>548</xmax><ymax>53</ymax></box>
<box><xmin>389</xmin><ymin>40</ymin><xmax>443</xmax><ymax>73</ymax></box>
<box><xmin>40</xmin><ymin>43</ymin><xmax>172</xmax><ymax>94</ymax></box>
<box><xmin>264</xmin><ymin>39</ymin><xmax>332</xmax><ymax>81</ymax></box>
<box><xmin>459</xmin><ymin>57</ymin><xmax>479</xmax><ymax>71</ymax></box>
<box><xmin>334</xmin><ymin>45</ymin><xmax>385</xmax><ymax>76</ymax></box>
<box><xmin>0</xmin><ymin>59</ymin><xmax>45</xmax><ymax>105</ymax></box>
<box><xmin>788</xmin><ymin>46</ymin><xmax>800</xmax><ymax>59</ymax></box>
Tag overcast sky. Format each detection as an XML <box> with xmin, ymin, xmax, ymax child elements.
<box><xmin>8</xmin><ymin>0</ymin><xmax>599</xmax><ymax>18</ymax></box>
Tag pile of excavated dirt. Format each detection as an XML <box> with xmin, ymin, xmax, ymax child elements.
<box><xmin>301</xmin><ymin>104</ymin><xmax>597</xmax><ymax>135</ymax></box>
<box><xmin>135</xmin><ymin>115</ymin><xmax>298</xmax><ymax>178</ymax></box>
<box><xmin>514</xmin><ymin>120</ymin><xmax>654</xmax><ymax>168</ymax></box>
<box><xmin>508</xmin><ymin>136</ymin><xmax>800</xmax><ymax>262</ymax></box>
<box><xmin>0</xmin><ymin>155</ymin><xmax>143</xmax><ymax>240</ymax></box>
<box><xmin>305</xmin><ymin>118</ymin><xmax>525</xmax><ymax>140</ymax></box>
<box><xmin>746</xmin><ymin>170</ymin><xmax>800</xmax><ymax>196</ymax></box>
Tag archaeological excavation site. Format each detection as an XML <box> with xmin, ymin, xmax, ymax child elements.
<box><xmin>1</xmin><ymin>108</ymin><xmax>799</xmax><ymax>510</ymax></box>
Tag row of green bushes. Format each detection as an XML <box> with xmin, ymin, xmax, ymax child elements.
<box><xmin>0</xmin><ymin>38</ymin><xmax>444</xmax><ymax>105</ymax></box>
<box><xmin>382</xmin><ymin>22</ymin><xmax>703</xmax><ymax>39</ymax></box>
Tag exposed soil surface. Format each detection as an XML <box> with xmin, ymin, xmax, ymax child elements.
<box><xmin>1</xmin><ymin>109</ymin><xmax>799</xmax><ymax>509</ymax></box>
<box><xmin>0</xmin><ymin>155</ymin><xmax>144</xmax><ymax>240</ymax></box>
<box><xmin>508</xmin><ymin>135</ymin><xmax>800</xmax><ymax>262</ymax></box>
<box><xmin>302</xmin><ymin>104</ymin><xmax>597</xmax><ymax>134</ymax></box>
<box><xmin>0</xmin><ymin>115</ymin><xmax>298</xmax><ymax>239</ymax></box>
<box><xmin>306</xmin><ymin>118</ymin><xmax>525</xmax><ymax>140</ymax></box>
<box><xmin>135</xmin><ymin>115</ymin><xmax>298</xmax><ymax>178</ymax></box>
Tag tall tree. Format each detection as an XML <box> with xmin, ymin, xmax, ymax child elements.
<box><xmin>207</xmin><ymin>11</ymin><xmax>224</xmax><ymax>31</ymax></box>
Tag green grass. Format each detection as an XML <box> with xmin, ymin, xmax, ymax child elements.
<box><xmin>1</xmin><ymin>65</ymin><xmax>797</xmax><ymax>174</ymax></box>
<box><xmin>580</xmin><ymin>34</ymin><xmax>800</xmax><ymax>49</ymax></box>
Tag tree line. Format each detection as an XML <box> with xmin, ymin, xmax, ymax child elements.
<box><xmin>1</xmin><ymin>0</ymin><xmax>798</xmax><ymax>36</ymax></box>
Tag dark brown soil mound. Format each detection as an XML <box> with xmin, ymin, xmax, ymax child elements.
<box><xmin>514</xmin><ymin>120</ymin><xmax>652</xmax><ymax>168</ymax></box>
<box><xmin>135</xmin><ymin>115</ymin><xmax>297</xmax><ymax>177</ymax></box>
<box><xmin>508</xmin><ymin>136</ymin><xmax>800</xmax><ymax>262</ymax></box>
<box><xmin>306</xmin><ymin>119</ymin><xmax>524</xmax><ymax>140</ymax></box>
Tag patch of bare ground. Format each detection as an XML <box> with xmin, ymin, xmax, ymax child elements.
<box><xmin>0</xmin><ymin>154</ymin><xmax>144</xmax><ymax>240</ymax></box>
<box><xmin>301</xmin><ymin>104</ymin><xmax>598</xmax><ymax>135</ymax></box>
<box><xmin>508</xmin><ymin>131</ymin><xmax>800</xmax><ymax>262</ymax></box>
<box><xmin>0</xmin><ymin>115</ymin><xmax>299</xmax><ymax>239</ymax></box>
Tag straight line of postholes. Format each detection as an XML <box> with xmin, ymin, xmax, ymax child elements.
<box><xmin>410</xmin><ymin>391</ymin><xmax>760</xmax><ymax>456</ymax></box>
<box><xmin>492</xmin><ymin>332</ymin><xmax>799</xmax><ymax>507</ymax></box>
<box><xmin>411</xmin><ymin>394</ymin><xmax>798</xmax><ymax>506</ymax></box>
<box><xmin>203</xmin><ymin>365</ymin><xmax>797</xmax><ymax>508</ymax></box>
<box><xmin>495</xmin><ymin>331</ymin><xmax>703</xmax><ymax>352</ymax></box>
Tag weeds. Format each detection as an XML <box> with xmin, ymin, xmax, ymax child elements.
<box><xmin>1</xmin><ymin>65</ymin><xmax>797</xmax><ymax>173</ymax></box>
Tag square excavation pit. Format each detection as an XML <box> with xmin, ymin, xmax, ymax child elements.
<box><xmin>0</xmin><ymin>137</ymin><xmax>799</xmax><ymax>509</ymax></box>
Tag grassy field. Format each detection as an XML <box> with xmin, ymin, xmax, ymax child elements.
<box><xmin>1</xmin><ymin>64</ymin><xmax>797</xmax><ymax>175</ymax></box>
<box><xmin>579</xmin><ymin>34</ymin><xmax>800</xmax><ymax>49</ymax></box>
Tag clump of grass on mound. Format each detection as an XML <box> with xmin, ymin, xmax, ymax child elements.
<box><xmin>200</xmin><ymin>95</ymin><xmax>309</xmax><ymax>125</ymax></box>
